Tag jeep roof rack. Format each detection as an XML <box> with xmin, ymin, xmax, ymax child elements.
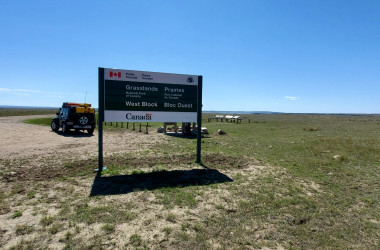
<box><xmin>62</xmin><ymin>102</ymin><xmax>92</xmax><ymax>108</ymax></box>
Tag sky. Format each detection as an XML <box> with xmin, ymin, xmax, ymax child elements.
<box><xmin>0</xmin><ymin>1</ymin><xmax>379</xmax><ymax>113</ymax></box>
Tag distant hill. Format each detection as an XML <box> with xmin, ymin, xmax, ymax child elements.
<box><xmin>0</xmin><ymin>106</ymin><xmax>278</xmax><ymax>114</ymax></box>
<box><xmin>0</xmin><ymin>105</ymin><xmax>59</xmax><ymax>109</ymax></box>
<box><xmin>204</xmin><ymin>110</ymin><xmax>379</xmax><ymax>115</ymax></box>
<box><xmin>1</xmin><ymin>106</ymin><xmax>377</xmax><ymax>115</ymax></box>
<box><xmin>203</xmin><ymin>110</ymin><xmax>282</xmax><ymax>114</ymax></box>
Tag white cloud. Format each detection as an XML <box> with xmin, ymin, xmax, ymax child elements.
<box><xmin>285</xmin><ymin>96</ymin><xmax>300</xmax><ymax>101</ymax></box>
<box><xmin>14</xmin><ymin>89</ymin><xmax>44</xmax><ymax>93</ymax></box>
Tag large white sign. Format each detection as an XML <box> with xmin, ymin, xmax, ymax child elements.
<box><xmin>102</xmin><ymin>68</ymin><xmax>200</xmax><ymax>122</ymax></box>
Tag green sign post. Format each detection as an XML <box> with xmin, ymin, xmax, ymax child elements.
<box><xmin>98</xmin><ymin>67</ymin><xmax>203</xmax><ymax>173</ymax></box>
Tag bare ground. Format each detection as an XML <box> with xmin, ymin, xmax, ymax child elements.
<box><xmin>0</xmin><ymin>115</ymin><xmax>166</xmax><ymax>162</ymax></box>
<box><xmin>0</xmin><ymin>115</ymin><xmax>168</xmax><ymax>182</ymax></box>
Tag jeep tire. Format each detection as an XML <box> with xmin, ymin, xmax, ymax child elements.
<box><xmin>79</xmin><ymin>116</ymin><xmax>89</xmax><ymax>125</ymax></box>
<box><xmin>87</xmin><ymin>127</ymin><xmax>94</xmax><ymax>135</ymax></box>
<box><xmin>62</xmin><ymin>122</ymin><xmax>68</xmax><ymax>134</ymax></box>
<box><xmin>51</xmin><ymin>121</ymin><xmax>59</xmax><ymax>132</ymax></box>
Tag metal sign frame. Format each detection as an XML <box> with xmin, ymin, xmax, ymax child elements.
<box><xmin>97</xmin><ymin>67</ymin><xmax>203</xmax><ymax>174</ymax></box>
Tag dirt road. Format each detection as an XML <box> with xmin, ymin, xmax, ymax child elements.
<box><xmin>0</xmin><ymin>115</ymin><xmax>167</xmax><ymax>180</ymax></box>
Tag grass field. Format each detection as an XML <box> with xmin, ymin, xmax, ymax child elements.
<box><xmin>0</xmin><ymin>108</ymin><xmax>57</xmax><ymax>117</ymax></box>
<box><xmin>2</xmin><ymin>112</ymin><xmax>380</xmax><ymax>248</ymax></box>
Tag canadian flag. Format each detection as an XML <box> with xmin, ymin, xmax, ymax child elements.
<box><xmin>109</xmin><ymin>71</ymin><xmax>121</xmax><ymax>78</ymax></box>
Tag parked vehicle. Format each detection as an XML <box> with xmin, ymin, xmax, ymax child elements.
<box><xmin>51</xmin><ymin>102</ymin><xmax>96</xmax><ymax>134</ymax></box>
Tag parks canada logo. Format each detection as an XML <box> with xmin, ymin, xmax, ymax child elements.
<box><xmin>126</xmin><ymin>113</ymin><xmax>152</xmax><ymax>120</ymax></box>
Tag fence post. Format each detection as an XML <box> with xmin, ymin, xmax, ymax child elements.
<box><xmin>133</xmin><ymin>123</ymin><xmax>135</xmax><ymax>131</ymax></box>
<box><xmin>139</xmin><ymin>123</ymin><xmax>142</xmax><ymax>132</ymax></box>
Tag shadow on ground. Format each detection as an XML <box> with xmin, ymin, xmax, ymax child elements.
<box><xmin>90</xmin><ymin>168</ymin><xmax>233</xmax><ymax>196</ymax></box>
<box><xmin>52</xmin><ymin>130</ymin><xmax>94</xmax><ymax>137</ymax></box>
<box><xmin>164</xmin><ymin>132</ymin><xmax>197</xmax><ymax>139</ymax></box>
<box><xmin>164</xmin><ymin>132</ymin><xmax>211</xmax><ymax>140</ymax></box>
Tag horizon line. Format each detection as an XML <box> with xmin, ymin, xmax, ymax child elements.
<box><xmin>0</xmin><ymin>105</ymin><xmax>379</xmax><ymax>115</ymax></box>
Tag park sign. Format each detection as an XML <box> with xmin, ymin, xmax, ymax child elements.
<box><xmin>101</xmin><ymin>68</ymin><xmax>201</xmax><ymax>122</ymax></box>
<box><xmin>97</xmin><ymin>67</ymin><xmax>203</xmax><ymax>169</ymax></box>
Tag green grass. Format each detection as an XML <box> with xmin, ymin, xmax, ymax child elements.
<box><xmin>129</xmin><ymin>234</ymin><xmax>143</xmax><ymax>247</ymax></box>
<box><xmin>101</xmin><ymin>223</ymin><xmax>116</xmax><ymax>233</ymax></box>
<box><xmin>15</xmin><ymin>224</ymin><xmax>34</xmax><ymax>235</ymax></box>
<box><xmin>27</xmin><ymin>191</ymin><xmax>36</xmax><ymax>199</ymax></box>
<box><xmin>199</xmin><ymin>114</ymin><xmax>380</xmax><ymax>248</ymax></box>
<box><xmin>25</xmin><ymin>117</ymin><xmax>52</xmax><ymax>126</ymax></box>
<box><xmin>12</xmin><ymin>210</ymin><xmax>23</xmax><ymax>218</ymax></box>
<box><xmin>60</xmin><ymin>202</ymin><xmax>137</xmax><ymax>225</ymax></box>
<box><xmin>156</xmin><ymin>186</ymin><xmax>199</xmax><ymax>209</ymax></box>
<box><xmin>40</xmin><ymin>216</ymin><xmax>54</xmax><ymax>227</ymax></box>
<box><xmin>143</xmin><ymin>113</ymin><xmax>379</xmax><ymax>248</ymax></box>
<box><xmin>49</xmin><ymin>223</ymin><xmax>63</xmax><ymax>235</ymax></box>
<box><xmin>6</xmin><ymin>113</ymin><xmax>380</xmax><ymax>248</ymax></box>
<box><xmin>0</xmin><ymin>108</ymin><xmax>57</xmax><ymax>117</ymax></box>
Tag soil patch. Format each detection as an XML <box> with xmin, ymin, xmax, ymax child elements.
<box><xmin>0</xmin><ymin>115</ymin><xmax>169</xmax><ymax>182</ymax></box>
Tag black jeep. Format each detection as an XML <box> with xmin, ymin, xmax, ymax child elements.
<box><xmin>51</xmin><ymin>102</ymin><xmax>96</xmax><ymax>134</ymax></box>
